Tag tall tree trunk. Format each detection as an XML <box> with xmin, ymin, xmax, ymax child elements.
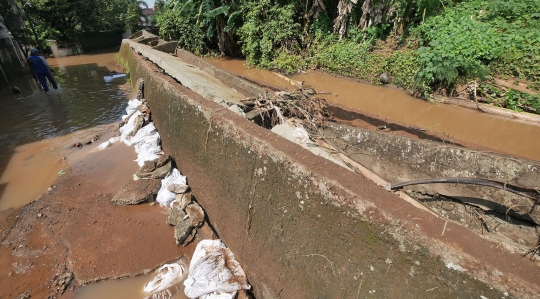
<box><xmin>333</xmin><ymin>0</ymin><xmax>358</xmax><ymax>40</ymax></box>
<box><xmin>359</xmin><ymin>0</ymin><xmax>394</xmax><ymax>30</ymax></box>
<box><xmin>394</xmin><ymin>0</ymin><xmax>412</xmax><ymax>36</ymax></box>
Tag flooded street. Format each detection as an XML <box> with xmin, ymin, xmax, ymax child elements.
<box><xmin>0</xmin><ymin>50</ymin><xmax>129</xmax><ymax>211</ymax></box>
<box><xmin>205</xmin><ymin>57</ymin><xmax>540</xmax><ymax>162</ymax></box>
<box><xmin>0</xmin><ymin>49</ymin><xmax>197</xmax><ymax>299</ymax></box>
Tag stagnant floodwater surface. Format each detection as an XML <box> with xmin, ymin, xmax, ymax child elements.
<box><xmin>205</xmin><ymin>57</ymin><xmax>540</xmax><ymax>162</ymax></box>
<box><xmin>0</xmin><ymin>50</ymin><xmax>189</xmax><ymax>299</ymax></box>
<box><xmin>0</xmin><ymin>50</ymin><xmax>130</xmax><ymax>211</ymax></box>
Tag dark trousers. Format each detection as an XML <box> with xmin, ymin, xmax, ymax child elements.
<box><xmin>36</xmin><ymin>71</ymin><xmax>58</xmax><ymax>92</ymax></box>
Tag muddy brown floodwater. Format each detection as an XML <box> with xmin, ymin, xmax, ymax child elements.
<box><xmin>0</xmin><ymin>49</ymin><xmax>129</xmax><ymax>211</ymax></box>
<box><xmin>0</xmin><ymin>49</ymin><xmax>194</xmax><ymax>299</ymax></box>
<box><xmin>205</xmin><ymin>57</ymin><xmax>540</xmax><ymax>162</ymax></box>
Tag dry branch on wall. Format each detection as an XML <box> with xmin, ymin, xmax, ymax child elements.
<box><xmin>241</xmin><ymin>88</ymin><xmax>333</xmax><ymax>128</ymax></box>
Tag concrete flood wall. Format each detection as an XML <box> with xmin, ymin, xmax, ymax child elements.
<box><xmin>119</xmin><ymin>41</ymin><xmax>540</xmax><ymax>298</ymax></box>
<box><xmin>174</xmin><ymin>45</ymin><xmax>540</xmax><ymax>225</ymax></box>
<box><xmin>322</xmin><ymin>123</ymin><xmax>540</xmax><ymax>224</ymax></box>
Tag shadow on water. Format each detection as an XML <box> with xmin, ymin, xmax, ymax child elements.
<box><xmin>0</xmin><ymin>53</ymin><xmax>130</xmax><ymax>207</ymax></box>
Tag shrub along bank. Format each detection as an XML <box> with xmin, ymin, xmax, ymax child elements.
<box><xmin>155</xmin><ymin>0</ymin><xmax>540</xmax><ymax>114</ymax></box>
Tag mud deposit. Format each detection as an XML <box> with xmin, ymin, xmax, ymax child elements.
<box><xmin>0</xmin><ymin>143</ymin><xmax>195</xmax><ymax>298</ymax></box>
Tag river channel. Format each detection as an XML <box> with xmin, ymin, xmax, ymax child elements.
<box><xmin>205</xmin><ymin>57</ymin><xmax>540</xmax><ymax>162</ymax></box>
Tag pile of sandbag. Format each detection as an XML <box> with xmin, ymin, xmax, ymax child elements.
<box><xmin>100</xmin><ymin>96</ymin><xmax>251</xmax><ymax>299</ymax></box>
<box><xmin>99</xmin><ymin>98</ymin><xmax>188</xmax><ymax>207</ymax></box>
<box><xmin>144</xmin><ymin>240</ymin><xmax>250</xmax><ymax>299</ymax></box>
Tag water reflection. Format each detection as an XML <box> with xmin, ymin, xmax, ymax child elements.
<box><xmin>0</xmin><ymin>62</ymin><xmax>128</xmax><ymax>155</ymax></box>
<box><xmin>0</xmin><ymin>51</ymin><xmax>130</xmax><ymax>209</ymax></box>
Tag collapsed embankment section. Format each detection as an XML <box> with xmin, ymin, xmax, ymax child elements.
<box><xmin>120</xmin><ymin>41</ymin><xmax>540</xmax><ymax>298</ymax></box>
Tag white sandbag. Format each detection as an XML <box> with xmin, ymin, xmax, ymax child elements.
<box><xmin>132</xmin><ymin>132</ymin><xmax>160</xmax><ymax>151</ymax></box>
<box><xmin>130</xmin><ymin>123</ymin><xmax>158</xmax><ymax>146</ymax></box>
<box><xmin>156</xmin><ymin>169</ymin><xmax>187</xmax><ymax>207</ymax></box>
<box><xmin>95</xmin><ymin>136</ymin><xmax>121</xmax><ymax>150</ymax></box>
<box><xmin>184</xmin><ymin>240</ymin><xmax>250</xmax><ymax>299</ymax></box>
<box><xmin>120</xmin><ymin>110</ymin><xmax>142</xmax><ymax>135</ymax></box>
<box><xmin>104</xmin><ymin>73</ymin><xmax>127</xmax><ymax>83</ymax></box>
<box><xmin>126</xmin><ymin>99</ymin><xmax>142</xmax><ymax>115</ymax></box>
<box><xmin>134</xmin><ymin>133</ymin><xmax>160</xmax><ymax>154</ymax></box>
<box><xmin>119</xmin><ymin>111</ymin><xmax>143</xmax><ymax>144</ymax></box>
<box><xmin>135</xmin><ymin>144</ymin><xmax>162</xmax><ymax>166</ymax></box>
<box><xmin>144</xmin><ymin>263</ymin><xmax>186</xmax><ymax>295</ymax></box>
<box><xmin>134</xmin><ymin>132</ymin><xmax>162</xmax><ymax>166</ymax></box>
<box><xmin>200</xmin><ymin>291</ymin><xmax>236</xmax><ymax>299</ymax></box>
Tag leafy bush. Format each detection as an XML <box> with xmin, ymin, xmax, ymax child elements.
<box><xmin>237</xmin><ymin>0</ymin><xmax>301</xmax><ymax>67</ymax></box>
<box><xmin>156</xmin><ymin>10</ymin><xmax>206</xmax><ymax>54</ymax></box>
<box><xmin>272</xmin><ymin>51</ymin><xmax>307</xmax><ymax>74</ymax></box>
<box><xmin>416</xmin><ymin>0</ymin><xmax>540</xmax><ymax>87</ymax></box>
<box><xmin>308</xmin><ymin>36</ymin><xmax>419</xmax><ymax>89</ymax></box>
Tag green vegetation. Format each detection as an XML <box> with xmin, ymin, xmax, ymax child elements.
<box><xmin>0</xmin><ymin>0</ymin><xmax>148</xmax><ymax>51</ymax></box>
<box><xmin>155</xmin><ymin>0</ymin><xmax>540</xmax><ymax>114</ymax></box>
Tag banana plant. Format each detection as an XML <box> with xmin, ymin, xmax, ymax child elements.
<box><xmin>164</xmin><ymin>0</ymin><xmax>230</xmax><ymax>38</ymax></box>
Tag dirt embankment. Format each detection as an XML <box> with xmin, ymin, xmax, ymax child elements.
<box><xmin>0</xmin><ymin>143</ymin><xmax>196</xmax><ymax>299</ymax></box>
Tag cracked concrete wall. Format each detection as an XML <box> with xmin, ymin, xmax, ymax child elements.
<box><xmin>323</xmin><ymin>123</ymin><xmax>540</xmax><ymax>224</ymax></box>
<box><xmin>120</xmin><ymin>42</ymin><xmax>540</xmax><ymax>299</ymax></box>
<box><xmin>175</xmin><ymin>48</ymin><xmax>266</xmax><ymax>97</ymax></box>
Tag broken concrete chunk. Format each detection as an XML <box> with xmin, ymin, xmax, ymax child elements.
<box><xmin>136</xmin><ymin>159</ymin><xmax>172</xmax><ymax>179</ymax></box>
<box><xmin>167</xmin><ymin>183</ymin><xmax>190</xmax><ymax>194</ymax></box>
<box><xmin>139</xmin><ymin>160</ymin><xmax>157</xmax><ymax>174</ymax></box>
<box><xmin>112</xmin><ymin>179</ymin><xmax>161</xmax><ymax>205</ymax></box>
<box><xmin>156</xmin><ymin>155</ymin><xmax>171</xmax><ymax>168</ymax></box>
<box><xmin>138</xmin><ymin>103</ymin><xmax>150</xmax><ymax>113</ymax></box>
<box><xmin>176</xmin><ymin>192</ymin><xmax>192</xmax><ymax>211</ymax></box>
<box><xmin>131</xmin><ymin>114</ymin><xmax>145</xmax><ymax>136</ymax></box>
<box><xmin>167</xmin><ymin>202</ymin><xmax>186</xmax><ymax>226</ymax></box>
<box><xmin>174</xmin><ymin>219</ymin><xmax>196</xmax><ymax>246</ymax></box>
<box><xmin>186</xmin><ymin>202</ymin><xmax>205</xmax><ymax>228</ymax></box>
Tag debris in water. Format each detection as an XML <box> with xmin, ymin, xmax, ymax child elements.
<box><xmin>85</xmin><ymin>135</ymin><xmax>100</xmax><ymax>145</ymax></box>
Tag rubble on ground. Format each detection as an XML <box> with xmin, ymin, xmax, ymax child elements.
<box><xmin>111</xmin><ymin>179</ymin><xmax>161</xmax><ymax>205</ymax></box>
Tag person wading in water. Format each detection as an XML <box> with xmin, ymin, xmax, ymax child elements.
<box><xmin>27</xmin><ymin>48</ymin><xmax>58</xmax><ymax>92</ymax></box>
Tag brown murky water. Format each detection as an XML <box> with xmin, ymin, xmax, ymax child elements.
<box><xmin>74</xmin><ymin>272</ymin><xmax>190</xmax><ymax>299</ymax></box>
<box><xmin>0</xmin><ymin>49</ymin><xmax>194</xmax><ymax>299</ymax></box>
<box><xmin>205</xmin><ymin>57</ymin><xmax>540</xmax><ymax>162</ymax></box>
<box><xmin>0</xmin><ymin>49</ymin><xmax>129</xmax><ymax>211</ymax></box>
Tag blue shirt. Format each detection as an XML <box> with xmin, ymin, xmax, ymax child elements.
<box><xmin>27</xmin><ymin>55</ymin><xmax>52</xmax><ymax>74</ymax></box>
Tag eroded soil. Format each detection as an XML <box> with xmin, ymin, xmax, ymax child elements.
<box><xmin>0</xmin><ymin>142</ymin><xmax>198</xmax><ymax>299</ymax></box>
